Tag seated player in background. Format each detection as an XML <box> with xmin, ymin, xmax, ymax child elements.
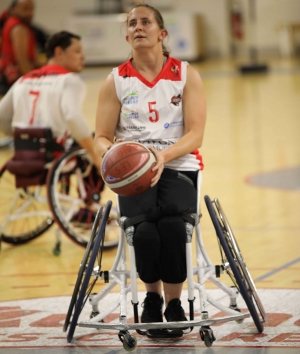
<box><xmin>0</xmin><ymin>30</ymin><xmax>101</xmax><ymax>172</ymax></box>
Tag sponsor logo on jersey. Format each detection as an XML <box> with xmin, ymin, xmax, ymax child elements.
<box><xmin>122</xmin><ymin>110</ymin><xmax>139</xmax><ymax>119</ymax></box>
<box><xmin>170</xmin><ymin>94</ymin><xmax>182</xmax><ymax>106</ymax></box>
<box><xmin>127</xmin><ymin>112</ymin><xmax>139</xmax><ymax>119</ymax></box>
<box><xmin>164</xmin><ymin>121</ymin><xmax>184</xmax><ymax>129</ymax></box>
<box><xmin>123</xmin><ymin>126</ymin><xmax>146</xmax><ymax>131</ymax></box>
<box><xmin>123</xmin><ymin>91</ymin><xmax>139</xmax><ymax>104</ymax></box>
<box><xmin>136</xmin><ymin>139</ymin><xmax>174</xmax><ymax>144</ymax></box>
<box><xmin>135</xmin><ymin>139</ymin><xmax>175</xmax><ymax>147</ymax></box>
<box><xmin>171</xmin><ymin>65</ymin><xmax>179</xmax><ymax>76</ymax></box>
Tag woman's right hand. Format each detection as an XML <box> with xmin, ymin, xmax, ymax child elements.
<box><xmin>148</xmin><ymin>147</ymin><xmax>165</xmax><ymax>187</ymax></box>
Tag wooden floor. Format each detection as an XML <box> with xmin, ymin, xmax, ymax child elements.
<box><xmin>0</xmin><ymin>56</ymin><xmax>299</xmax><ymax>353</ymax></box>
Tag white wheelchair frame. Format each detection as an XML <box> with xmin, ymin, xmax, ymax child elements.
<box><xmin>64</xmin><ymin>173</ymin><xmax>267</xmax><ymax>351</ymax></box>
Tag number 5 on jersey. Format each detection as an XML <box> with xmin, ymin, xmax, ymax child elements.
<box><xmin>148</xmin><ymin>101</ymin><xmax>159</xmax><ymax>123</ymax></box>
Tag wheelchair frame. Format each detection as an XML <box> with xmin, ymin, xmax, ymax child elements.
<box><xmin>64</xmin><ymin>172</ymin><xmax>267</xmax><ymax>351</ymax></box>
<box><xmin>0</xmin><ymin>128</ymin><xmax>119</xmax><ymax>252</ymax></box>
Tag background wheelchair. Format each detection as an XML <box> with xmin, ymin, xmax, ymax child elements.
<box><xmin>63</xmin><ymin>173</ymin><xmax>267</xmax><ymax>351</ymax></box>
<box><xmin>0</xmin><ymin>127</ymin><xmax>119</xmax><ymax>253</ymax></box>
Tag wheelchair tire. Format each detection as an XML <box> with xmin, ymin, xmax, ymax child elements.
<box><xmin>63</xmin><ymin>205</ymin><xmax>103</xmax><ymax>333</ymax></box>
<box><xmin>204</xmin><ymin>195</ymin><xmax>266</xmax><ymax>333</ymax></box>
<box><xmin>66</xmin><ymin>201</ymin><xmax>112</xmax><ymax>342</ymax></box>
<box><xmin>0</xmin><ymin>166</ymin><xmax>54</xmax><ymax>244</ymax></box>
<box><xmin>46</xmin><ymin>147</ymin><xmax>119</xmax><ymax>249</ymax></box>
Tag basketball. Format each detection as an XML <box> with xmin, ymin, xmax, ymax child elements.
<box><xmin>101</xmin><ymin>141</ymin><xmax>157</xmax><ymax>197</ymax></box>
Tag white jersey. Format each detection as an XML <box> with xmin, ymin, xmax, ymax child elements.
<box><xmin>0</xmin><ymin>64</ymin><xmax>91</xmax><ymax>144</ymax></box>
<box><xmin>112</xmin><ymin>56</ymin><xmax>203</xmax><ymax>171</ymax></box>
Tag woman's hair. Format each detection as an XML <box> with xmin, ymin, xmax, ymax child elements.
<box><xmin>127</xmin><ymin>3</ymin><xmax>170</xmax><ymax>55</ymax></box>
<box><xmin>45</xmin><ymin>31</ymin><xmax>81</xmax><ymax>59</ymax></box>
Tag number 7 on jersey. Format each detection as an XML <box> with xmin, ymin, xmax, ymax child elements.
<box><xmin>29</xmin><ymin>90</ymin><xmax>40</xmax><ymax>125</ymax></box>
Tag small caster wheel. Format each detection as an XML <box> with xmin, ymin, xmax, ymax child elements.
<box><xmin>199</xmin><ymin>326</ymin><xmax>216</xmax><ymax>348</ymax></box>
<box><xmin>204</xmin><ymin>332</ymin><xmax>213</xmax><ymax>347</ymax></box>
<box><xmin>123</xmin><ymin>335</ymin><xmax>137</xmax><ymax>352</ymax></box>
<box><xmin>52</xmin><ymin>242</ymin><xmax>61</xmax><ymax>256</ymax></box>
<box><xmin>118</xmin><ymin>331</ymin><xmax>137</xmax><ymax>352</ymax></box>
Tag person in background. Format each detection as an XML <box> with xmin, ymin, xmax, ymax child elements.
<box><xmin>94</xmin><ymin>4</ymin><xmax>206</xmax><ymax>334</ymax></box>
<box><xmin>0</xmin><ymin>0</ymin><xmax>40</xmax><ymax>93</ymax></box>
<box><xmin>0</xmin><ymin>30</ymin><xmax>101</xmax><ymax>172</ymax></box>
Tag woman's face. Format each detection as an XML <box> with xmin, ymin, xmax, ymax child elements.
<box><xmin>126</xmin><ymin>7</ymin><xmax>167</xmax><ymax>51</ymax></box>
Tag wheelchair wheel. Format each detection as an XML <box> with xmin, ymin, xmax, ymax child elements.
<box><xmin>47</xmin><ymin>147</ymin><xmax>119</xmax><ymax>249</ymax></box>
<box><xmin>0</xmin><ymin>165</ymin><xmax>53</xmax><ymax>244</ymax></box>
<box><xmin>66</xmin><ymin>201</ymin><xmax>112</xmax><ymax>342</ymax></box>
<box><xmin>204</xmin><ymin>195</ymin><xmax>267</xmax><ymax>333</ymax></box>
<box><xmin>63</xmin><ymin>205</ymin><xmax>103</xmax><ymax>333</ymax></box>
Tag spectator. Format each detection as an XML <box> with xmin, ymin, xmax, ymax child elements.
<box><xmin>0</xmin><ymin>0</ymin><xmax>39</xmax><ymax>93</ymax></box>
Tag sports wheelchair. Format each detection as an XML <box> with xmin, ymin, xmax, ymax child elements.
<box><xmin>0</xmin><ymin>127</ymin><xmax>119</xmax><ymax>253</ymax></box>
<box><xmin>63</xmin><ymin>172</ymin><xmax>267</xmax><ymax>351</ymax></box>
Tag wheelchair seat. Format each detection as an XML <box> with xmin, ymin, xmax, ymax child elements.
<box><xmin>5</xmin><ymin>127</ymin><xmax>64</xmax><ymax>188</ymax></box>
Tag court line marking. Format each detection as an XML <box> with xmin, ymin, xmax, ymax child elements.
<box><xmin>255</xmin><ymin>257</ymin><xmax>300</xmax><ymax>281</ymax></box>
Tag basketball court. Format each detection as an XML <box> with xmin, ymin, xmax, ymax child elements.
<box><xmin>0</xmin><ymin>56</ymin><xmax>299</xmax><ymax>353</ymax></box>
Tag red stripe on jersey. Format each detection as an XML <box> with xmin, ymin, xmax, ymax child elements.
<box><xmin>118</xmin><ymin>56</ymin><xmax>182</xmax><ymax>88</ymax></box>
<box><xmin>191</xmin><ymin>149</ymin><xmax>204</xmax><ymax>170</ymax></box>
<box><xmin>20</xmin><ymin>65</ymin><xmax>71</xmax><ymax>82</ymax></box>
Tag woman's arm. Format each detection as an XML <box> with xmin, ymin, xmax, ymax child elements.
<box><xmin>149</xmin><ymin>65</ymin><xmax>206</xmax><ymax>186</ymax></box>
<box><xmin>94</xmin><ymin>74</ymin><xmax>121</xmax><ymax>158</ymax></box>
<box><xmin>160</xmin><ymin>64</ymin><xmax>207</xmax><ymax>164</ymax></box>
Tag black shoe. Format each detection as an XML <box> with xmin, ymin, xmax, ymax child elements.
<box><xmin>141</xmin><ymin>292</ymin><xmax>164</xmax><ymax>323</ymax></box>
<box><xmin>164</xmin><ymin>298</ymin><xmax>189</xmax><ymax>332</ymax></box>
<box><xmin>141</xmin><ymin>292</ymin><xmax>164</xmax><ymax>335</ymax></box>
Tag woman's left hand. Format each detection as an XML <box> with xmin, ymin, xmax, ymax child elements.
<box><xmin>148</xmin><ymin>147</ymin><xmax>165</xmax><ymax>187</ymax></box>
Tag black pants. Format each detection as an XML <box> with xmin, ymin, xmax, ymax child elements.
<box><xmin>119</xmin><ymin>168</ymin><xmax>198</xmax><ymax>284</ymax></box>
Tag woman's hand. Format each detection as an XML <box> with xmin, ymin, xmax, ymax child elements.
<box><xmin>101</xmin><ymin>139</ymin><xmax>123</xmax><ymax>158</ymax></box>
<box><xmin>148</xmin><ymin>147</ymin><xmax>165</xmax><ymax>187</ymax></box>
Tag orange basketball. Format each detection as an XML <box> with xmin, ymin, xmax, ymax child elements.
<box><xmin>101</xmin><ymin>142</ymin><xmax>157</xmax><ymax>197</ymax></box>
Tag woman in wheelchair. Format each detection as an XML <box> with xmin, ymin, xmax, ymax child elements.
<box><xmin>94</xmin><ymin>4</ymin><xmax>206</xmax><ymax>333</ymax></box>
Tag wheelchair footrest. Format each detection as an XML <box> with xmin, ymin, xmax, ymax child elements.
<box><xmin>79</xmin><ymin>312</ymin><xmax>250</xmax><ymax>331</ymax></box>
<box><xmin>146</xmin><ymin>329</ymin><xmax>183</xmax><ymax>339</ymax></box>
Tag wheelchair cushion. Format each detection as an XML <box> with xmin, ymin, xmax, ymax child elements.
<box><xmin>6</xmin><ymin>159</ymin><xmax>46</xmax><ymax>176</ymax></box>
<box><xmin>6</xmin><ymin>127</ymin><xmax>64</xmax><ymax>188</ymax></box>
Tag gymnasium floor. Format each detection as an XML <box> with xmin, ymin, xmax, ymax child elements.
<box><xmin>0</xmin><ymin>56</ymin><xmax>299</xmax><ymax>354</ymax></box>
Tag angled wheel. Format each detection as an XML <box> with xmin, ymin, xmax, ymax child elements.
<box><xmin>66</xmin><ymin>200</ymin><xmax>112</xmax><ymax>342</ymax></box>
<box><xmin>204</xmin><ymin>195</ymin><xmax>267</xmax><ymax>333</ymax></box>
<box><xmin>47</xmin><ymin>147</ymin><xmax>119</xmax><ymax>249</ymax></box>
<box><xmin>0</xmin><ymin>165</ymin><xmax>53</xmax><ymax>244</ymax></box>
<box><xmin>63</xmin><ymin>205</ymin><xmax>103</xmax><ymax>333</ymax></box>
